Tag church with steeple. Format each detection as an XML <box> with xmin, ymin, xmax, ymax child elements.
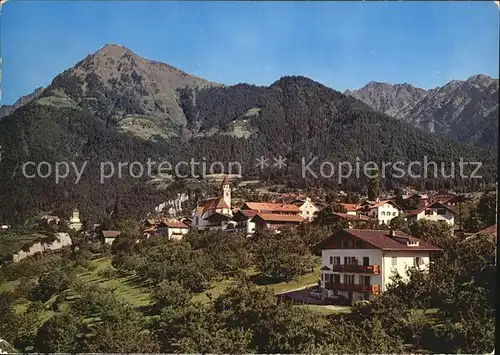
<box><xmin>69</xmin><ymin>208</ymin><xmax>83</xmax><ymax>231</ymax></box>
<box><xmin>191</xmin><ymin>176</ymin><xmax>233</xmax><ymax>230</ymax></box>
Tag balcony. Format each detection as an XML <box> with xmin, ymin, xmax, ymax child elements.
<box><xmin>330</xmin><ymin>264</ymin><xmax>380</xmax><ymax>274</ymax></box>
<box><xmin>324</xmin><ymin>282</ymin><xmax>379</xmax><ymax>294</ymax></box>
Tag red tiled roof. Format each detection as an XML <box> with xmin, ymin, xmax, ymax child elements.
<box><xmin>370</xmin><ymin>200</ymin><xmax>401</xmax><ymax>209</ymax></box>
<box><xmin>320</xmin><ymin>229</ymin><xmax>441</xmax><ymax>251</ymax></box>
<box><xmin>164</xmin><ymin>221</ymin><xmax>190</xmax><ymax>228</ymax></box>
<box><xmin>359</xmin><ymin>200</ymin><xmax>402</xmax><ymax>210</ymax></box>
<box><xmin>478</xmin><ymin>224</ymin><xmax>497</xmax><ymax>235</ymax></box>
<box><xmin>340</xmin><ymin>203</ymin><xmax>359</xmax><ymax>212</ymax></box>
<box><xmin>242</xmin><ymin>202</ymin><xmax>300</xmax><ymax>213</ymax></box>
<box><xmin>239</xmin><ymin>210</ymin><xmax>258</xmax><ymax>217</ymax></box>
<box><xmin>437</xmin><ymin>195</ymin><xmax>463</xmax><ymax>205</ymax></box>
<box><xmin>274</xmin><ymin>193</ymin><xmax>308</xmax><ymax>204</ymax></box>
<box><xmin>406</xmin><ymin>201</ymin><xmax>457</xmax><ymax>216</ymax></box>
<box><xmin>331</xmin><ymin>212</ymin><xmax>373</xmax><ymax>221</ymax></box>
<box><xmin>102</xmin><ymin>230</ymin><xmax>121</xmax><ymax>238</ymax></box>
<box><xmin>198</xmin><ymin>197</ymin><xmax>229</xmax><ymax>214</ymax></box>
<box><xmin>252</xmin><ymin>213</ymin><xmax>305</xmax><ymax>223</ymax></box>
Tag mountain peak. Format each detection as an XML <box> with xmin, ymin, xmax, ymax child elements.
<box><xmin>365</xmin><ymin>81</ymin><xmax>387</xmax><ymax>88</ymax></box>
<box><xmin>467</xmin><ymin>74</ymin><xmax>493</xmax><ymax>82</ymax></box>
<box><xmin>465</xmin><ymin>74</ymin><xmax>497</xmax><ymax>90</ymax></box>
<box><xmin>97</xmin><ymin>43</ymin><xmax>134</xmax><ymax>55</ymax></box>
<box><xmin>44</xmin><ymin>43</ymin><xmax>216</xmax><ymax>127</ymax></box>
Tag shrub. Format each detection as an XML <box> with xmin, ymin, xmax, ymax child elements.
<box><xmin>98</xmin><ymin>266</ymin><xmax>118</xmax><ymax>280</ymax></box>
<box><xmin>14</xmin><ymin>277</ymin><xmax>38</xmax><ymax>298</ymax></box>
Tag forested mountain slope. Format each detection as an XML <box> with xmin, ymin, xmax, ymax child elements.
<box><xmin>0</xmin><ymin>45</ymin><xmax>496</xmax><ymax>223</ymax></box>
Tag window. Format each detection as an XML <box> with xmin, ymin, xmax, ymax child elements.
<box><xmin>381</xmin><ymin>211</ymin><xmax>386</xmax><ymax>216</ymax></box>
<box><xmin>333</xmin><ymin>257</ymin><xmax>340</xmax><ymax>265</ymax></box>
<box><xmin>391</xmin><ymin>257</ymin><xmax>397</xmax><ymax>266</ymax></box>
<box><xmin>414</xmin><ymin>257</ymin><xmax>422</xmax><ymax>266</ymax></box>
<box><xmin>425</xmin><ymin>209</ymin><xmax>432</xmax><ymax>215</ymax></box>
<box><xmin>329</xmin><ymin>256</ymin><xmax>333</xmax><ymax>264</ymax></box>
<box><xmin>355</xmin><ymin>240</ymin><xmax>362</xmax><ymax>248</ymax></box>
<box><xmin>333</xmin><ymin>274</ymin><xmax>341</xmax><ymax>283</ymax></box>
<box><xmin>342</xmin><ymin>240</ymin><xmax>349</xmax><ymax>248</ymax></box>
<box><xmin>321</xmin><ymin>273</ymin><xmax>324</xmax><ymax>281</ymax></box>
<box><xmin>345</xmin><ymin>257</ymin><xmax>357</xmax><ymax>265</ymax></box>
<box><xmin>437</xmin><ymin>208</ymin><xmax>446</xmax><ymax>215</ymax></box>
<box><xmin>392</xmin><ymin>212</ymin><xmax>397</xmax><ymax>216</ymax></box>
<box><xmin>344</xmin><ymin>275</ymin><xmax>355</xmax><ymax>284</ymax></box>
<box><xmin>363</xmin><ymin>257</ymin><xmax>370</xmax><ymax>266</ymax></box>
<box><xmin>359</xmin><ymin>275</ymin><xmax>370</xmax><ymax>285</ymax></box>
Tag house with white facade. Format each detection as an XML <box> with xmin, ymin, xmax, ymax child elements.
<box><xmin>102</xmin><ymin>230</ymin><xmax>122</xmax><ymax>244</ymax></box>
<box><xmin>357</xmin><ymin>200</ymin><xmax>402</xmax><ymax>225</ymax></box>
<box><xmin>191</xmin><ymin>177</ymin><xmax>233</xmax><ymax>230</ymax></box>
<box><xmin>406</xmin><ymin>201</ymin><xmax>456</xmax><ymax>226</ymax></box>
<box><xmin>317</xmin><ymin>229</ymin><xmax>441</xmax><ymax>301</ymax></box>
<box><xmin>296</xmin><ymin>197</ymin><xmax>319</xmax><ymax>221</ymax></box>
<box><xmin>273</xmin><ymin>194</ymin><xmax>319</xmax><ymax>221</ymax></box>
<box><xmin>251</xmin><ymin>213</ymin><xmax>304</xmax><ymax>232</ymax></box>
<box><xmin>228</xmin><ymin>209</ymin><xmax>257</xmax><ymax>235</ymax></box>
<box><xmin>237</xmin><ymin>201</ymin><xmax>304</xmax><ymax>234</ymax></box>
<box><xmin>340</xmin><ymin>203</ymin><xmax>359</xmax><ymax>216</ymax></box>
<box><xmin>144</xmin><ymin>219</ymin><xmax>190</xmax><ymax>240</ymax></box>
<box><xmin>40</xmin><ymin>214</ymin><xmax>61</xmax><ymax>225</ymax></box>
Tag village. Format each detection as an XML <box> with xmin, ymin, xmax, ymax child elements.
<box><xmin>3</xmin><ymin>175</ymin><xmax>495</xmax><ymax>308</ymax></box>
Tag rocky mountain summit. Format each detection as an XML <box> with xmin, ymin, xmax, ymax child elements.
<box><xmin>345</xmin><ymin>75</ymin><xmax>499</xmax><ymax>149</ymax></box>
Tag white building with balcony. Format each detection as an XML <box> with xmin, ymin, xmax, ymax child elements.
<box><xmin>317</xmin><ymin>229</ymin><xmax>441</xmax><ymax>301</ymax></box>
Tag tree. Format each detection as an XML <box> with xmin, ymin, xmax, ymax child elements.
<box><xmin>185</xmin><ymin>230</ymin><xmax>252</xmax><ymax>277</ymax></box>
<box><xmin>366</xmin><ymin>169</ymin><xmax>380</xmax><ymax>201</ymax></box>
<box><xmin>0</xmin><ymin>292</ymin><xmax>42</xmax><ymax>352</ymax></box>
<box><xmin>465</xmin><ymin>192</ymin><xmax>496</xmax><ymax>232</ymax></box>
<box><xmin>409</xmin><ymin>219</ymin><xmax>455</xmax><ymax>248</ymax></box>
<box><xmin>67</xmin><ymin>284</ymin><xmax>160</xmax><ymax>353</ymax></box>
<box><xmin>136</xmin><ymin>241</ymin><xmax>217</xmax><ymax>292</ymax></box>
<box><xmin>31</xmin><ymin>267</ymin><xmax>75</xmax><ymax>302</ymax></box>
<box><xmin>151</xmin><ymin>280</ymin><xmax>192</xmax><ymax>311</ymax></box>
<box><xmin>34</xmin><ymin>313</ymin><xmax>80</xmax><ymax>353</ymax></box>
<box><xmin>389</xmin><ymin>215</ymin><xmax>408</xmax><ymax>232</ymax></box>
<box><xmin>295</xmin><ymin>223</ymin><xmax>331</xmax><ymax>253</ymax></box>
<box><xmin>253</xmin><ymin>229</ymin><xmax>317</xmax><ymax>281</ymax></box>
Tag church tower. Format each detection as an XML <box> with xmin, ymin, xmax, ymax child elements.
<box><xmin>221</xmin><ymin>176</ymin><xmax>231</xmax><ymax>210</ymax></box>
<box><xmin>69</xmin><ymin>207</ymin><xmax>83</xmax><ymax>231</ymax></box>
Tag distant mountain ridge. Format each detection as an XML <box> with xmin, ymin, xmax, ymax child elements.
<box><xmin>345</xmin><ymin>75</ymin><xmax>499</xmax><ymax>150</ymax></box>
<box><xmin>0</xmin><ymin>87</ymin><xmax>44</xmax><ymax>119</ymax></box>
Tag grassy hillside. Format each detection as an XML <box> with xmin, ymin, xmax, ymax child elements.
<box><xmin>2</xmin><ymin>258</ymin><xmax>322</xmax><ymax>323</ymax></box>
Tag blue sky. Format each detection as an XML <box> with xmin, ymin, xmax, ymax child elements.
<box><xmin>1</xmin><ymin>1</ymin><xmax>499</xmax><ymax>105</ymax></box>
